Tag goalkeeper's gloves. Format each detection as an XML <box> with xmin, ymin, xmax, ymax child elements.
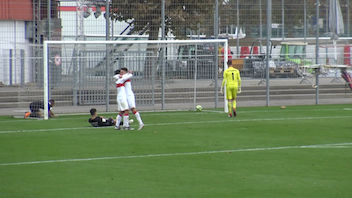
<box><xmin>238</xmin><ymin>87</ymin><xmax>242</xmax><ymax>94</ymax></box>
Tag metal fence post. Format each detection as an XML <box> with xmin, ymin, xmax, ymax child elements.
<box><xmin>20</xmin><ymin>50</ymin><xmax>25</xmax><ymax>86</ymax></box>
<box><xmin>236</xmin><ymin>0</ymin><xmax>240</xmax><ymax>57</ymax></box>
<box><xmin>315</xmin><ymin>0</ymin><xmax>320</xmax><ymax>105</ymax></box>
<box><xmin>105</xmin><ymin>0</ymin><xmax>110</xmax><ymax>112</ymax></box>
<box><xmin>161</xmin><ymin>0</ymin><xmax>166</xmax><ymax>110</ymax></box>
<box><xmin>214</xmin><ymin>0</ymin><xmax>219</xmax><ymax>109</ymax></box>
<box><xmin>73</xmin><ymin>1</ymin><xmax>80</xmax><ymax>106</ymax></box>
<box><xmin>260</xmin><ymin>0</ymin><xmax>263</xmax><ymax>48</ymax></box>
<box><xmin>9</xmin><ymin>49</ymin><xmax>13</xmax><ymax>86</ymax></box>
<box><xmin>266</xmin><ymin>0</ymin><xmax>272</xmax><ymax>107</ymax></box>
<box><xmin>193</xmin><ymin>45</ymin><xmax>198</xmax><ymax>111</ymax></box>
<box><xmin>194</xmin><ymin>24</ymin><xmax>200</xmax><ymax>110</ymax></box>
<box><xmin>48</xmin><ymin>0</ymin><xmax>51</xmax><ymax>40</ymax></box>
<box><xmin>13</xmin><ymin>23</ymin><xmax>16</xmax><ymax>86</ymax></box>
<box><xmin>73</xmin><ymin>49</ymin><xmax>78</xmax><ymax>106</ymax></box>
<box><xmin>151</xmin><ymin>51</ymin><xmax>155</xmax><ymax>109</ymax></box>
<box><xmin>281</xmin><ymin>0</ymin><xmax>285</xmax><ymax>40</ymax></box>
<box><xmin>304</xmin><ymin>0</ymin><xmax>307</xmax><ymax>40</ymax></box>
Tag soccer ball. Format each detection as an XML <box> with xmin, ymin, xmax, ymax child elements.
<box><xmin>196</xmin><ymin>105</ymin><xmax>203</xmax><ymax>112</ymax></box>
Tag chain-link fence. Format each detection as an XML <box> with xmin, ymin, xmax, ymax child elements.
<box><xmin>1</xmin><ymin>0</ymin><xmax>352</xmax><ymax>116</ymax></box>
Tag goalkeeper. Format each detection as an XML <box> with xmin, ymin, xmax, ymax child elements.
<box><xmin>221</xmin><ymin>60</ymin><xmax>241</xmax><ymax>117</ymax></box>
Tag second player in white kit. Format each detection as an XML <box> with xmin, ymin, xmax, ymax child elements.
<box><xmin>113</xmin><ymin>68</ymin><xmax>144</xmax><ymax>130</ymax></box>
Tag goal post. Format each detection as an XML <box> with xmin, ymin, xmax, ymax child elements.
<box><xmin>43</xmin><ymin>39</ymin><xmax>228</xmax><ymax>120</ymax></box>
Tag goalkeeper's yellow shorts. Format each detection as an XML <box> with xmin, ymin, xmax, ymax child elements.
<box><xmin>226</xmin><ymin>86</ymin><xmax>238</xmax><ymax>100</ymax></box>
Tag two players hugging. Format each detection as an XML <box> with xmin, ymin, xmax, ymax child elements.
<box><xmin>88</xmin><ymin>68</ymin><xmax>144</xmax><ymax>131</ymax></box>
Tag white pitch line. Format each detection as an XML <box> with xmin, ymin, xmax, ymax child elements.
<box><xmin>203</xmin><ymin>108</ymin><xmax>350</xmax><ymax>114</ymax></box>
<box><xmin>145</xmin><ymin>115</ymin><xmax>352</xmax><ymax>126</ymax></box>
<box><xmin>0</xmin><ymin>111</ymin><xmax>210</xmax><ymax>123</ymax></box>
<box><xmin>202</xmin><ymin>110</ymin><xmax>224</xmax><ymax>113</ymax></box>
<box><xmin>1</xmin><ymin>115</ymin><xmax>352</xmax><ymax>134</ymax></box>
<box><xmin>0</xmin><ymin>142</ymin><xmax>351</xmax><ymax>166</ymax></box>
<box><xmin>1</xmin><ymin>107</ymin><xmax>350</xmax><ymax>123</ymax></box>
<box><xmin>0</xmin><ymin>126</ymin><xmax>95</xmax><ymax>134</ymax></box>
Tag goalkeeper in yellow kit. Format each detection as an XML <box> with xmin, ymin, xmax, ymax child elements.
<box><xmin>221</xmin><ymin>61</ymin><xmax>241</xmax><ymax>117</ymax></box>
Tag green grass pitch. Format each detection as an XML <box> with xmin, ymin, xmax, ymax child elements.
<box><xmin>0</xmin><ymin>104</ymin><xmax>352</xmax><ymax>198</ymax></box>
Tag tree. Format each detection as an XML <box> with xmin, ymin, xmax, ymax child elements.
<box><xmin>110</xmin><ymin>0</ymin><xmax>215</xmax><ymax>77</ymax></box>
<box><xmin>111</xmin><ymin>0</ymin><xmax>215</xmax><ymax>40</ymax></box>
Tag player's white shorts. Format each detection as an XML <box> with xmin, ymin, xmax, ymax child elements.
<box><xmin>117</xmin><ymin>94</ymin><xmax>129</xmax><ymax>111</ymax></box>
<box><xmin>127</xmin><ymin>94</ymin><xmax>136</xmax><ymax>109</ymax></box>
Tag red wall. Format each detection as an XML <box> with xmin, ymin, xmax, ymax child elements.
<box><xmin>0</xmin><ymin>0</ymin><xmax>33</xmax><ymax>21</ymax></box>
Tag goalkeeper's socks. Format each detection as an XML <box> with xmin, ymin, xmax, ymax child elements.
<box><xmin>232</xmin><ymin>100</ymin><xmax>237</xmax><ymax>110</ymax></box>
<box><xmin>116</xmin><ymin>114</ymin><xmax>122</xmax><ymax>126</ymax></box>
<box><xmin>123</xmin><ymin>114</ymin><xmax>129</xmax><ymax>128</ymax></box>
<box><xmin>227</xmin><ymin>102</ymin><xmax>232</xmax><ymax>114</ymax></box>
<box><xmin>134</xmin><ymin>111</ymin><xmax>144</xmax><ymax>125</ymax></box>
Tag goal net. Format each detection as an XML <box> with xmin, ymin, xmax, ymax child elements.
<box><xmin>43</xmin><ymin>39</ymin><xmax>228</xmax><ymax>119</ymax></box>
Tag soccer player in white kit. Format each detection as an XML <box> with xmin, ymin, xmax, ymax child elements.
<box><xmin>119</xmin><ymin>68</ymin><xmax>144</xmax><ymax>130</ymax></box>
<box><xmin>113</xmin><ymin>70</ymin><xmax>132</xmax><ymax>130</ymax></box>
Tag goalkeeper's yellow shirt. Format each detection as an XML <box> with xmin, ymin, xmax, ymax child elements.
<box><xmin>222</xmin><ymin>67</ymin><xmax>241</xmax><ymax>88</ymax></box>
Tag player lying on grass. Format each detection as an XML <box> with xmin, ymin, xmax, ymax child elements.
<box><xmin>24</xmin><ymin>99</ymin><xmax>55</xmax><ymax>118</ymax></box>
<box><xmin>220</xmin><ymin>60</ymin><xmax>241</xmax><ymax>117</ymax></box>
<box><xmin>88</xmin><ymin>108</ymin><xmax>119</xmax><ymax>127</ymax></box>
<box><xmin>113</xmin><ymin>68</ymin><xmax>144</xmax><ymax>130</ymax></box>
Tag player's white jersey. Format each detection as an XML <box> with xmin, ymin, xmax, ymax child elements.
<box><xmin>123</xmin><ymin>73</ymin><xmax>136</xmax><ymax>109</ymax></box>
<box><xmin>114</xmin><ymin>75</ymin><xmax>129</xmax><ymax>111</ymax></box>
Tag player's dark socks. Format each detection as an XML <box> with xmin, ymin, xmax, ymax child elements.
<box><xmin>233</xmin><ymin>109</ymin><xmax>237</xmax><ymax>117</ymax></box>
<box><xmin>228</xmin><ymin>113</ymin><xmax>232</xmax><ymax>118</ymax></box>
